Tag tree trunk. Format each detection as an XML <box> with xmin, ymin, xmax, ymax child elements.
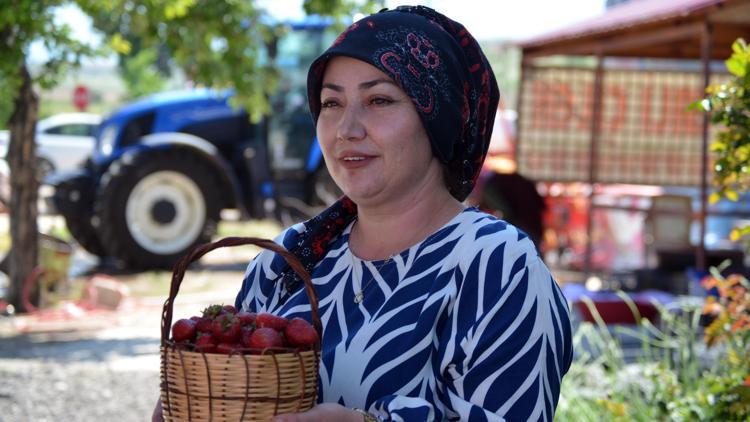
<box><xmin>6</xmin><ymin>64</ymin><xmax>39</xmax><ymax>313</ymax></box>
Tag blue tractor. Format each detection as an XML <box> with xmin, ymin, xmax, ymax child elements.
<box><xmin>50</xmin><ymin>22</ymin><xmax>339</xmax><ymax>269</ymax></box>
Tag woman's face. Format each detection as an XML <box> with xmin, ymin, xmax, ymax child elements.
<box><xmin>317</xmin><ymin>56</ymin><xmax>444</xmax><ymax>207</ymax></box>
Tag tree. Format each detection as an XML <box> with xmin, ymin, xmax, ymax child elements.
<box><xmin>0</xmin><ymin>1</ymin><xmax>96</xmax><ymax>312</ymax></box>
<box><xmin>1</xmin><ymin>0</ymin><xmax>378</xmax><ymax>312</ymax></box>
<box><xmin>695</xmin><ymin>38</ymin><xmax>750</xmax><ymax>248</ymax></box>
<box><xmin>80</xmin><ymin>0</ymin><xmax>380</xmax><ymax>119</ymax></box>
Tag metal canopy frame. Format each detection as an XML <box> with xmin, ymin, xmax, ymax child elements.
<box><xmin>516</xmin><ymin>0</ymin><xmax>750</xmax><ymax>272</ymax></box>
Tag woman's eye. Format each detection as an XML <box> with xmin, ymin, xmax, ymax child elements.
<box><xmin>369</xmin><ymin>97</ymin><xmax>393</xmax><ymax>106</ymax></box>
<box><xmin>321</xmin><ymin>100</ymin><xmax>340</xmax><ymax>109</ymax></box>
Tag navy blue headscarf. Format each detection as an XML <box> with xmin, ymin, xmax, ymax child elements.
<box><xmin>278</xmin><ymin>6</ymin><xmax>500</xmax><ymax>297</ymax></box>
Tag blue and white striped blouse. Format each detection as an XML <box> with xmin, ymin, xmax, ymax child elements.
<box><xmin>236</xmin><ymin>207</ymin><xmax>573</xmax><ymax>421</ymax></box>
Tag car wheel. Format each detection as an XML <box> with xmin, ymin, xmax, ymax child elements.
<box><xmin>95</xmin><ymin>149</ymin><xmax>221</xmax><ymax>269</ymax></box>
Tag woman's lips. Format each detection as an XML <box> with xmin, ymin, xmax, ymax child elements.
<box><xmin>339</xmin><ymin>155</ymin><xmax>374</xmax><ymax>169</ymax></box>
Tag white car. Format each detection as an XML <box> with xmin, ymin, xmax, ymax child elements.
<box><xmin>0</xmin><ymin>112</ymin><xmax>101</xmax><ymax>178</ymax></box>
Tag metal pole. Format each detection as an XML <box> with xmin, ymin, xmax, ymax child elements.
<box><xmin>585</xmin><ymin>53</ymin><xmax>605</xmax><ymax>277</ymax></box>
<box><xmin>697</xmin><ymin>22</ymin><xmax>713</xmax><ymax>272</ymax></box>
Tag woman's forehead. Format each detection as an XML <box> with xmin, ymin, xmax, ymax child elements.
<box><xmin>321</xmin><ymin>56</ymin><xmax>394</xmax><ymax>86</ymax></box>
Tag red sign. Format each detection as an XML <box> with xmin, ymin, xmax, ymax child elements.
<box><xmin>73</xmin><ymin>85</ymin><xmax>89</xmax><ymax>111</ymax></box>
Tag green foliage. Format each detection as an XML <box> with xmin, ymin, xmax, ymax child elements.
<box><xmin>0</xmin><ymin>1</ymin><xmax>99</xmax><ymax>125</ymax></box>
<box><xmin>558</xmin><ymin>289</ymin><xmax>750</xmax><ymax>421</ymax></box>
<box><xmin>79</xmin><ymin>0</ymin><xmax>381</xmax><ymax>121</ymax></box>
<box><xmin>303</xmin><ymin>0</ymin><xmax>382</xmax><ymax>24</ymax></box>
<box><xmin>121</xmin><ymin>46</ymin><xmax>166</xmax><ymax>99</ymax></box>
<box><xmin>694</xmin><ymin>39</ymin><xmax>750</xmax><ymax>204</ymax></box>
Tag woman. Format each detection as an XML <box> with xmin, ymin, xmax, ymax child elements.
<box><xmin>236</xmin><ymin>6</ymin><xmax>573</xmax><ymax>422</ymax></box>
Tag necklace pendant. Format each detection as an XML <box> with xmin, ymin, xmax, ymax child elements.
<box><xmin>354</xmin><ymin>292</ymin><xmax>364</xmax><ymax>304</ymax></box>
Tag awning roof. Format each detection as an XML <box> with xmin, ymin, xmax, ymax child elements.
<box><xmin>520</xmin><ymin>0</ymin><xmax>750</xmax><ymax>60</ymax></box>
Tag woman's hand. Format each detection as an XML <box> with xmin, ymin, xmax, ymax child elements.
<box><xmin>271</xmin><ymin>403</ymin><xmax>364</xmax><ymax>422</ymax></box>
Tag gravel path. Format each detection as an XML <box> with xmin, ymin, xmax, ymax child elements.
<box><xmin>0</xmin><ymin>358</ymin><xmax>160</xmax><ymax>421</ymax></box>
<box><xmin>0</xmin><ymin>283</ymin><xmax>242</xmax><ymax>421</ymax></box>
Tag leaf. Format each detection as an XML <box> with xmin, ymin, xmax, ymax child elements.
<box><xmin>109</xmin><ymin>33</ymin><xmax>132</xmax><ymax>55</ymax></box>
<box><xmin>726</xmin><ymin>57</ymin><xmax>747</xmax><ymax>78</ymax></box>
<box><xmin>731</xmin><ymin>228</ymin><xmax>742</xmax><ymax>241</ymax></box>
<box><xmin>709</xmin><ymin>192</ymin><xmax>722</xmax><ymax>204</ymax></box>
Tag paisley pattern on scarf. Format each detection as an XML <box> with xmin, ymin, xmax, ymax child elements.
<box><xmin>236</xmin><ymin>208</ymin><xmax>573</xmax><ymax>421</ymax></box>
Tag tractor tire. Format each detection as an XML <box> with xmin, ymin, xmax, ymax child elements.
<box><xmin>94</xmin><ymin>149</ymin><xmax>221</xmax><ymax>269</ymax></box>
<box><xmin>53</xmin><ymin>175</ymin><xmax>106</xmax><ymax>257</ymax></box>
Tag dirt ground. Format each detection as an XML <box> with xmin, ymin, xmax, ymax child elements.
<box><xmin>0</xmin><ymin>215</ymin><xmax>284</xmax><ymax>420</ymax></box>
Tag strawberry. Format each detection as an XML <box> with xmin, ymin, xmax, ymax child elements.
<box><xmin>247</xmin><ymin>327</ymin><xmax>283</xmax><ymax>351</ymax></box>
<box><xmin>236</xmin><ymin>311</ymin><xmax>256</xmax><ymax>326</ymax></box>
<box><xmin>212</xmin><ymin>313</ymin><xmax>241</xmax><ymax>343</ymax></box>
<box><xmin>284</xmin><ymin>318</ymin><xmax>319</xmax><ymax>348</ymax></box>
<box><xmin>195</xmin><ymin>316</ymin><xmax>213</xmax><ymax>333</ymax></box>
<box><xmin>222</xmin><ymin>305</ymin><xmax>237</xmax><ymax>315</ymax></box>
<box><xmin>240</xmin><ymin>326</ymin><xmax>255</xmax><ymax>347</ymax></box>
<box><xmin>194</xmin><ymin>332</ymin><xmax>218</xmax><ymax>354</ymax></box>
<box><xmin>172</xmin><ymin>318</ymin><xmax>197</xmax><ymax>342</ymax></box>
<box><xmin>255</xmin><ymin>313</ymin><xmax>288</xmax><ymax>331</ymax></box>
<box><xmin>216</xmin><ymin>342</ymin><xmax>243</xmax><ymax>355</ymax></box>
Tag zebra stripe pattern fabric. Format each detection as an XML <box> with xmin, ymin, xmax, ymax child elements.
<box><xmin>236</xmin><ymin>208</ymin><xmax>573</xmax><ymax>421</ymax></box>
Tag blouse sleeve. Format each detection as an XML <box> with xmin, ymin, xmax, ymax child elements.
<box><xmin>368</xmin><ymin>240</ymin><xmax>573</xmax><ymax>421</ymax></box>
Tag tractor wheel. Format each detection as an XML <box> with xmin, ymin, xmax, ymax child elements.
<box><xmin>53</xmin><ymin>175</ymin><xmax>106</xmax><ymax>257</ymax></box>
<box><xmin>95</xmin><ymin>149</ymin><xmax>221</xmax><ymax>269</ymax></box>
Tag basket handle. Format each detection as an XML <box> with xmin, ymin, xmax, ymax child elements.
<box><xmin>160</xmin><ymin>236</ymin><xmax>321</xmax><ymax>344</ymax></box>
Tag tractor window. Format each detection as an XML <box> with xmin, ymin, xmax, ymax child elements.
<box><xmin>268</xmin><ymin>28</ymin><xmax>335</xmax><ymax>171</ymax></box>
<box><xmin>181</xmin><ymin>114</ymin><xmax>255</xmax><ymax>146</ymax></box>
<box><xmin>120</xmin><ymin>112</ymin><xmax>155</xmax><ymax>147</ymax></box>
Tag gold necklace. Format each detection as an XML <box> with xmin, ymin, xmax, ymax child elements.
<box><xmin>353</xmin><ymin>255</ymin><xmax>395</xmax><ymax>304</ymax></box>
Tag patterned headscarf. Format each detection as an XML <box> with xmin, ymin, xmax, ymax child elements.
<box><xmin>278</xmin><ymin>6</ymin><xmax>500</xmax><ymax>298</ymax></box>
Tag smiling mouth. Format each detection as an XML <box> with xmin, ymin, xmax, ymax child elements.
<box><xmin>343</xmin><ymin>157</ymin><xmax>366</xmax><ymax>161</ymax></box>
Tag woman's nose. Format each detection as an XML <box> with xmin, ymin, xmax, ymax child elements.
<box><xmin>336</xmin><ymin>105</ymin><xmax>366</xmax><ymax>142</ymax></box>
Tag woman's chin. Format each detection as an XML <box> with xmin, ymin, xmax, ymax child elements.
<box><xmin>339</xmin><ymin>185</ymin><xmax>384</xmax><ymax>205</ymax></box>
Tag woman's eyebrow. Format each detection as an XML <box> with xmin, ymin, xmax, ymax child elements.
<box><xmin>321</xmin><ymin>82</ymin><xmax>343</xmax><ymax>92</ymax></box>
<box><xmin>321</xmin><ymin>78</ymin><xmax>396</xmax><ymax>92</ymax></box>
<box><xmin>359</xmin><ymin>78</ymin><xmax>396</xmax><ymax>90</ymax></box>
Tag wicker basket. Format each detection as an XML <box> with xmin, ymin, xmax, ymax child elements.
<box><xmin>159</xmin><ymin>237</ymin><xmax>322</xmax><ymax>421</ymax></box>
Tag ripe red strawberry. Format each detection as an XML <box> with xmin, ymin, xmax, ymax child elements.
<box><xmin>222</xmin><ymin>305</ymin><xmax>237</xmax><ymax>315</ymax></box>
<box><xmin>236</xmin><ymin>311</ymin><xmax>256</xmax><ymax>326</ymax></box>
<box><xmin>212</xmin><ymin>313</ymin><xmax>241</xmax><ymax>343</ymax></box>
<box><xmin>240</xmin><ymin>326</ymin><xmax>254</xmax><ymax>347</ymax></box>
<box><xmin>216</xmin><ymin>342</ymin><xmax>243</xmax><ymax>355</ymax></box>
<box><xmin>195</xmin><ymin>316</ymin><xmax>213</xmax><ymax>333</ymax></box>
<box><xmin>172</xmin><ymin>318</ymin><xmax>197</xmax><ymax>342</ymax></box>
<box><xmin>247</xmin><ymin>327</ymin><xmax>283</xmax><ymax>351</ymax></box>
<box><xmin>194</xmin><ymin>332</ymin><xmax>218</xmax><ymax>354</ymax></box>
<box><xmin>255</xmin><ymin>313</ymin><xmax>288</xmax><ymax>331</ymax></box>
<box><xmin>284</xmin><ymin>318</ymin><xmax>319</xmax><ymax>348</ymax></box>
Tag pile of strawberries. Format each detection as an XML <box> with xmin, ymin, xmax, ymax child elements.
<box><xmin>169</xmin><ymin>304</ymin><xmax>319</xmax><ymax>354</ymax></box>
